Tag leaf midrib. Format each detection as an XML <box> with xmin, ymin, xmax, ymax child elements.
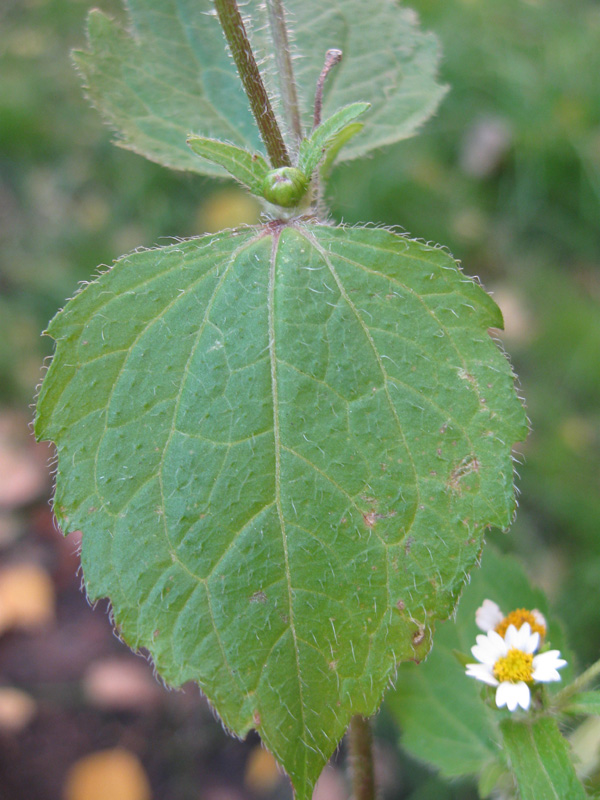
<box><xmin>268</xmin><ymin>229</ymin><xmax>309</xmax><ymax>780</ymax></box>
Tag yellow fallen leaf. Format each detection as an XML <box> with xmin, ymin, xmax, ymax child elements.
<box><xmin>0</xmin><ymin>563</ymin><xmax>55</xmax><ymax>634</ymax></box>
<box><xmin>63</xmin><ymin>748</ymin><xmax>152</xmax><ymax>800</ymax></box>
<box><xmin>244</xmin><ymin>746</ymin><xmax>281</xmax><ymax>794</ymax></box>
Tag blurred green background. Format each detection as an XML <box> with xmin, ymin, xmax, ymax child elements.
<box><xmin>1</xmin><ymin>0</ymin><xmax>599</xmax><ymax>797</ymax></box>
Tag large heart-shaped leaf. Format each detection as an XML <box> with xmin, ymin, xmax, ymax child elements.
<box><xmin>74</xmin><ymin>0</ymin><xmax>446</xmax><ymax>174</ymax></box>
<box><xmin>35</xmin><ymin>222</ymin><xmax>526</xmax><ymax>798</ymax></box>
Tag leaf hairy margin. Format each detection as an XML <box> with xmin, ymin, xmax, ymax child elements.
<box><xmin>35</xmin><ymin>222</ymin><xmax>526</xmax><ymax>798</ymax></box>
<box><xmin>73</xmin><ymin>0</ymin><xmax>446</xmax><ymax>174</ymax></box>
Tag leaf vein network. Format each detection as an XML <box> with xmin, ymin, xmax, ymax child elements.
<box><xmin>91</xmin><ymin>238</ymin><xmax>250</xmax><ymax>510</ymax></box>
<box><xmin>298</xmin><ymin>227</ymin><xmax>421</xmax><ymax>534</ymax></box>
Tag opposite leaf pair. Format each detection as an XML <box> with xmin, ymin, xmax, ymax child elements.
<box><xmin>187</xmin><ymin>102</ymin><xmax>370</xmax><ymax>208</ymax></box>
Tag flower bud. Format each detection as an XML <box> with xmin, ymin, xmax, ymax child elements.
<box><xmin>261</xmin><ymin>167</ymin><xmax>308</xmax><ymax>208</ymax></box>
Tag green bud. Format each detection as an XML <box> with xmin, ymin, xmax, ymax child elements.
<box><xmin>261</xmin><ymin>167</ymin><xmax>308</xmax><ymax>208</ymax></box>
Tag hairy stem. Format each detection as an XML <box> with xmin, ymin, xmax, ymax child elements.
<box><xmin>555</xmin><ymin>656</ymin><xmax>600</xmax><ymax>708</ymax></box>
<box><xmin>266</xmin><ymin>0</ymin><xmax>303</xmax><ymax>145</ymax></box>
<box><xmin>347</xmin><ymin>715</ymin><xmax>376</xmax><ymax>800</ymax></box>
<box><xmin>214</xmin><ymin>0</ymin><xmax>291</xmax><ymax>168</ymax></box>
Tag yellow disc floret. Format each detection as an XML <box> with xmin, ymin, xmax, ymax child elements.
<box><xmin>493</xmin><ymin>648</ymin><xmax>534</xmax><ymax>684</ymax></box>
<box><xmin>495</xmin><ymin>609</ymin><xmax>546</xmax><ymax>639</ymax></box>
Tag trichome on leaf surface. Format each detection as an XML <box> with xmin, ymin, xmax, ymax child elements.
<box><xmin>34</xmin><ymin>0</ymin><xmax>527</xmax><ymax>797</ymax></box>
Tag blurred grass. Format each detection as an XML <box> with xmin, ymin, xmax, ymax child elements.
<box><xmin>1</xmin><ymin>0</ymin><xmax>599</xmax><ymax>794</ymax></box>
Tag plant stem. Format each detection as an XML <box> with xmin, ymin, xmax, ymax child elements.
<box><xmin>347</xmin><ymin>715</ymin><xmax>375</xmax><ymax>800</ymax></box>
<box><xmin>214</xmin><ymin>0</ymin><xmax>291</xmax><ymax>168</ymax></box>
<box><xmin>555</xmin><ymin>656</ymin><xmax>600</xmax><ymax>708</ymax></box>
<box><xmin>265</xmin><ymin>0</ymin><xmax>303</xmax><ymax>145</ymax></box>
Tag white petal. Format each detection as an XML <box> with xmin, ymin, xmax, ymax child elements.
<box><xmin>524</xmin><ymin>630</ymin><xmax>540</xmax><ymax>654</ymax></box>
<box><xmin>465</xmin><ymin>663</ymin><xmax>499</xmax><ymax>687</ymax></box>
<box><xmin>504</xmin><ymin>622</ymin><xmax>540</xmax><ymax>654</ymax></box>
<box><xmin>476</xmin><ymin>599</ymin><xmax>504</xmax><ymax>632</ymax></box>
<box><xmin>532</xmin><ymin>650</ymin><xmax>567</xmax><ymax>682</ymax></box>
<box><xmin>495</xmin><ymin>682</ymin><xmax>512</xmax><ymax>709</ymax></box>
<box><xmin>532</xmin><ymin>609</ymin><xmax>547</xmax><ymax>630</ymax></box>
<box><xmin>472</xmin><ymin>631</ymin><xmax>507</xmax><ymax>665</ymax></box>
<box><xmin>537</xmin><ymin>649</ymin><xmax>567</xmax><ymax>668</ymax></box>
<box><xmin>504</xmin><ymin>624</ymin><xmax>521</xmax><ymax>648</ymax></box>
<box><xmin>471</xmin><ymin>643</ymin><xmax>496</xmax><ymax>666</ymax></box>
<box><xmin>506</xmin><ymin>622</ymin><xmax>531</xmax><ymax>650</ymax></box>
<box><xmin>534</xmin><ymin>668</ymin><xmax>561</xmax><ymax>682</ymax></box>
<box><xmin>487</xmin><ymin>630</ymin><xmax>509</xmax><ymax>656</ymax></box>
<box><xmin>514</xmin><ymin>681</ymin><xmax>531</xmax><ymax>710</ymax></box>
<box><xmin>496</xmin><ymin>681</ymin><xmax>530</xmax><ymax>712</ymax></box>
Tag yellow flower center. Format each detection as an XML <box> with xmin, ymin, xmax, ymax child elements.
<box><xmin>493</xmin><ymin>648</ymin><xmax>534</xmax><ymax>683</ymax></box>
<box><xmin>495</xmin><ymin>608</ymin><xmax>546</xmax><ymax>639</ymax></box>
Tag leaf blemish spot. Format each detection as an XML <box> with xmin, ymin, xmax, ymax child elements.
<box><xmin>250</xmin><ymin>590</ymin><xmax>267</xmax><ymax>604</ymax></box>
<box><xmin>447</xmin><ymin>456</ymin><xmax>481</xmax><ymax>494</ymax></box>
<box><xmin>412</xmin><ymin>627</ymin><xmax>426</xmax><ymax>646</ymax></box>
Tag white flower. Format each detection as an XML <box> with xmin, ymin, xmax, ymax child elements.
<box><xmin>475</xmin><ymin>599</ymin><xmax>547</xmax><ymax>640</ymax></box>
<box><xmin>475</xmin><ymin>599</ymin><xmax>504</xmax><ymax>632</ymax></box>
<box><xmin>465</xmin><ymin>622</ymin><xmax>567</xmax><ymax>712</ymax></box>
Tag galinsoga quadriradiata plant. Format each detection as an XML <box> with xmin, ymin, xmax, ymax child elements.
<box><xmin>36</xmin><ymin>1</ymin><xmax>600</xmax><ymax>798</ymax></box>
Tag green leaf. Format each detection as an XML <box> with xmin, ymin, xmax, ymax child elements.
<box><xmin>73</xmin><ymin>0</ymin><xmax>446</xmax><ymax>174</ymax></box>
<box><xmin>478</xmin><ymin>760</ymin><xmax>510</xmax><ymax>799</ymax></box>
<box><xmin>298</xmin><ymin>103</ymin><xmax>370</xmax><ymax>179</ymax></box>
<box><xmin>386</xmin><ymin>547</ymin><xmax>557</xmax><ymax>780</ymax></box>
<box><xmin>319</xmin><ymin>123</ymin><xmax>364</xmax><ymax>180</ymax></box>
<box><xmin>36</xmin><ymin>222</ymin><xmax>526</xmax><ymax>798</ymax></box>
<box><xmin>187</xmin><ymin>138</ymin><xmax>269</xmax><ymax>195</ymax></box>
<box><xmin>563</xmin><ymin>692</ymin><xmax>600</xmax><ymax>716</ymax></box>
<box><xmin>500</xmin><ymin>717</ymin><xmax>588</xmax><ymax>800</ymax></box>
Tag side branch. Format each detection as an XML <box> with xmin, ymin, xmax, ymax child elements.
<box><xmin>214</xmin><ymin>0</ymin><xmax>291</xmax><ymax>168</ymax></box>
<box><xmin>266</xmin><ymin>0</ymin><xmax>303</xmax><ymax>145</ymax></box>
<box><xmin>314</xmin><ymin>49</ymin><xmax>342</xmax><ymax>129</ymax></box>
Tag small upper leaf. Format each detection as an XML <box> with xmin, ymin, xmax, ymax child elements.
<box><xmin>318</xmin><ymin>122</ymin><xmax>364</xmax><ymax>180</ymax></box>
<box><xmin>36</xmin><ymin>222</ymin><xmax>526</xmax><ymax>799</ymax></box>
<box><xmin>73</xmin><ymin>0</ymin><xmax>446</xmax><ymax>174</ymax></box>
<box><xmin>187</xmin><ymin>138</ymin><xmax>269</xmax><ymax>195</ymax></box>
<box><xmin>298</xmin><ymin>103</ymin><xmax>370</xmax><ymax>179</ymax></box>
